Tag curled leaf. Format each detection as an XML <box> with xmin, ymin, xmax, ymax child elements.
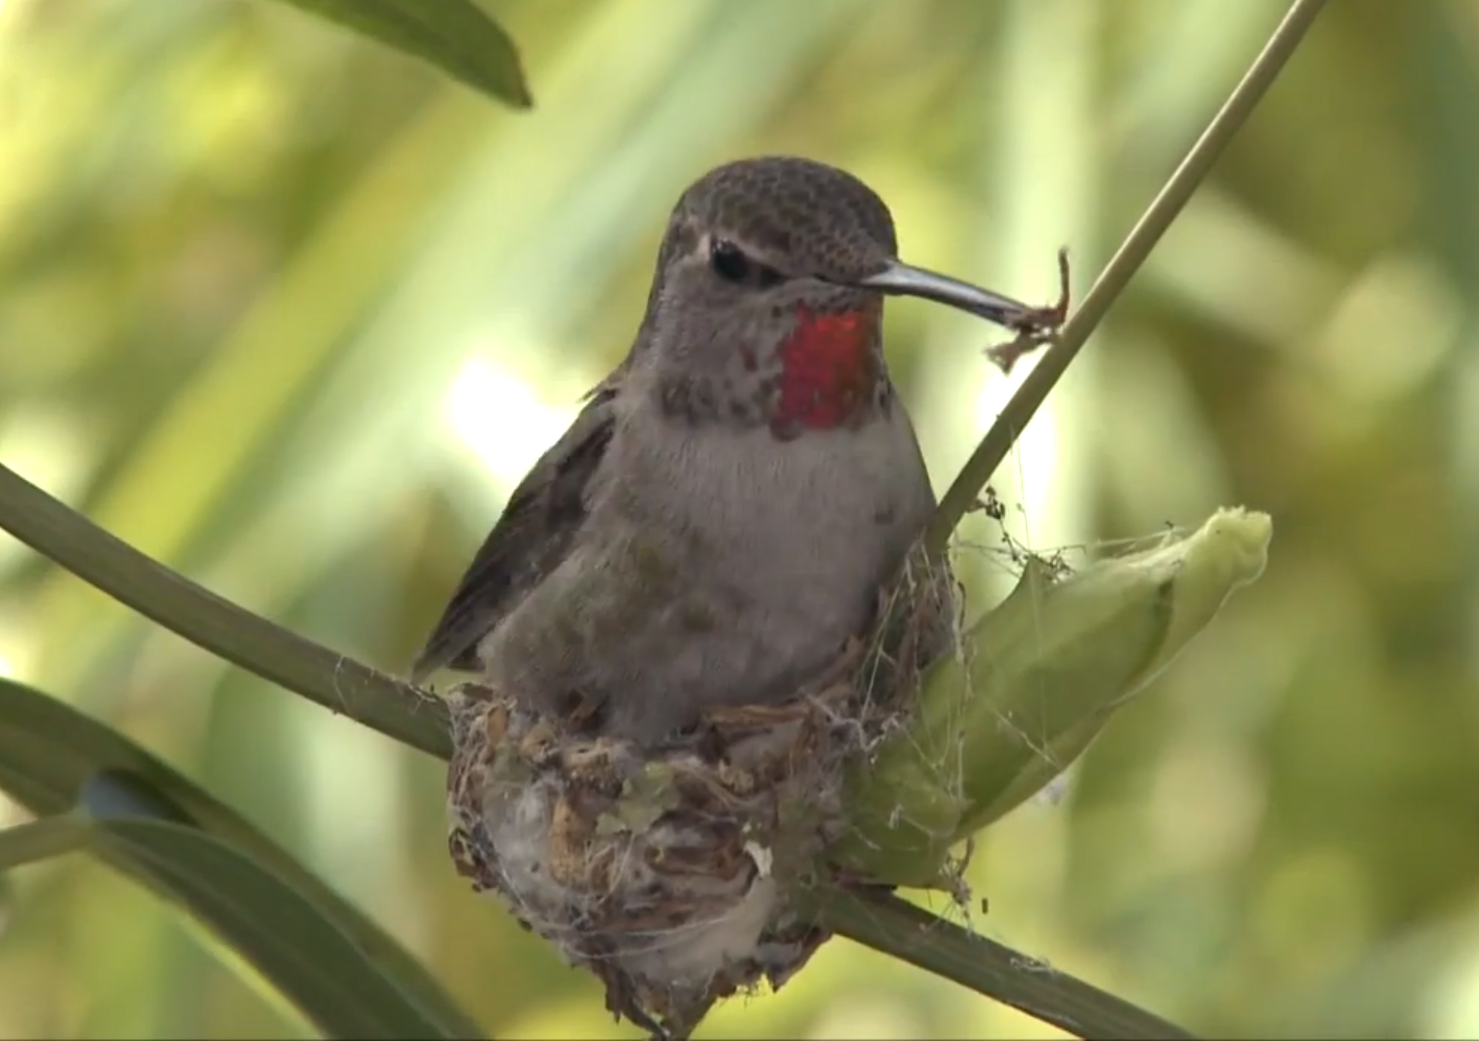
<box><xmin>834</xmin><ymin>507</ymin><xmax>1272</xmax><ymax>886</ymax></box>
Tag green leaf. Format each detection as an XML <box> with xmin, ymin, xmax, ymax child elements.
<box><xmin>266</xmin><ymin>0</ymin><xmax>532</xmax><ymax>108</ymax></box>
<box><xmin>0</xmin><ymin>679</ymin><xmax>483</xmax><ymax>1040</ymax></box>
<box><xmin>0</xmin><ymin>813</ymin><xmax>89</xmax><ymax>869</ymax></box>
<box><xmin>834</xmin><ymin>507</ymin><xmax>1273</xmax><ymax>886</ymax></box>
<box><xmin>81</xmin><ymin>773</ymin><xmax>451</xmax><ymax>1040</ymax></box>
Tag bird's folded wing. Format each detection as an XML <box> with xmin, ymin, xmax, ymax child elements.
<box><xmin>409</xmin><ymin>383</ymin><xmax>618</xmax><ymax>683</ymax></box>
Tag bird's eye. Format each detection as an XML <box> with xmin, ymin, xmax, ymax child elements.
<box><xmin>754</xmin><ymin>264</ymin><xmax>786</xmax><ymax>289</ymax></box>
<box><xmin>710</xmin><ymin>239</ymin><xmax>751</xmax><ymax>282</ymax></box>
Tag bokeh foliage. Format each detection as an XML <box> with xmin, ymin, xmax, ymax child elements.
<box><xmin>2</xmin><ymin>0</ymin><xmax>1479</xmax><ymax>1038</ymax></box>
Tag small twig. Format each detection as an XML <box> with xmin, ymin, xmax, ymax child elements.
<box><xmin>985</xmin><ymin>248</ymin><xmax>1073</xmax><ymax>375</ymax></box>
<box><xmin>926</xmin><ymin>0</ymin><xmax>1328</xmax><ymax>556</ymax></box>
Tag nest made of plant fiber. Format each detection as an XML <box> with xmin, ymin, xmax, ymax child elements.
<box><xmin>445</xmin><ymin>550</ymin><xmax>956</xmax><ymax>1039</ymax></box>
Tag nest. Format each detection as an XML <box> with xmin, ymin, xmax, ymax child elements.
<box><xmin>445</xmin><ymin>551</ymin><xmax>955</xmax><ymax>1039</ymax></box>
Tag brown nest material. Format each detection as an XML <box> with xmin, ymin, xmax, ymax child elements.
<box><xmin>445</xmin><ymin>553</ymin><xmax>954</xmax><ymax>1039</ymax></box>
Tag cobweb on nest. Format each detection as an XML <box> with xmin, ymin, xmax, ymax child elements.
<box><xmin>838</xmin><ymin>480</ymin><xmax>1200</xmax><ymax>913</ymax></box>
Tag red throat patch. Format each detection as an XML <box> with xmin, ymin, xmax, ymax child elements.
<box><xmin>774</xmin><ymin>305</ymin><xmax>877</xmax><ymax>431</ymax></box>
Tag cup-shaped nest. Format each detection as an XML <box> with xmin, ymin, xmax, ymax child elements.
<box><xmin>445</xmin><ymin>554</ymin><xmax>952</xmax><ymax>1039</ymax></box>
<box><xmin>444</xmin><ymin>657</ymin><xmax>880</xmax><ymax>1036</ymax></box>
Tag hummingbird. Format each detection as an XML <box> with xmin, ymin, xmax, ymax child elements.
<box><xmin>412</xmin><ymin>156</ymin><xmax>1050</xmax><ymax>746</ymax></box>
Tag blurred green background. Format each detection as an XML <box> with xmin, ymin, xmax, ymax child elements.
<box><xmin>1</xmin><ymin>0</ymin><xmax>1477</xmax><ymax>1037</ymax></box>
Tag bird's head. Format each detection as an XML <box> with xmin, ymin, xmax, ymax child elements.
<box><xmin>635</xmin><ymin>156</ymin><xmax>1040</xmax><ymax>436</ymax></box>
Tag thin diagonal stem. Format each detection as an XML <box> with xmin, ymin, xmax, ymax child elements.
<box><xmin>927</xmin><ymin>0</ymin><xmax>1328</xmax><ymax>554</ymax></box>
<box><xmin>815</xmin><ymin>888</ymin><xmax>1195</xmax><ymax>1041</ymax></box>
<box><xmin>0</xmin><ymin>463</ymin><xmax>450</xmax><ymax>759</ymax></box>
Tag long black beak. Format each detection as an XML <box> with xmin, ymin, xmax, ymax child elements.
<box><xmin>850</xmin><ymin>260</ymin><xmax>1038</xmax><ymax>329</ymax></box>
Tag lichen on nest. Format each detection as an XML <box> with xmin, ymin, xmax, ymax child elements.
<box><xmin>445</xmin><ymin>550</ymin><xmax>954</xmax><ymax>1040</ymax></box>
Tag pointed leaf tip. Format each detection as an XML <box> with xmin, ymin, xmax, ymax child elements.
<box><xmin>267</xmin><ymin>0</ymin><xmax>533</xmax><ymax>108</ymax></box>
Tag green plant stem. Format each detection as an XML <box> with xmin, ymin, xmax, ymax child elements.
<box><xmin>0</xmin><ymin>813</ymin><xmax>88</xmax><ymax>869</ymax></box>
<box><xmin>814</xmin><ymin>888</ymin><xmax>1194</xmax><ymax>1040</ymax></box>
<box><xmin>926</xmin><ymin>0</ymin><xmax>1327</xmax><ymax>554</ymax></box>
<box><xmin>0</xmin><ymin>464</ymin><xmax>450</xmax><ymax>760</ymax></box>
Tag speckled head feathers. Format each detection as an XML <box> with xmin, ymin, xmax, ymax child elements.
<box><xmin>672</xmin><ymin>156</ymin><xmax>897</xmax><ymax>283</ymax></box>
<box><xmin>626</xmin><ymin>156</ymin><xmax>903</xmax><ymax>401</ymax></box>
